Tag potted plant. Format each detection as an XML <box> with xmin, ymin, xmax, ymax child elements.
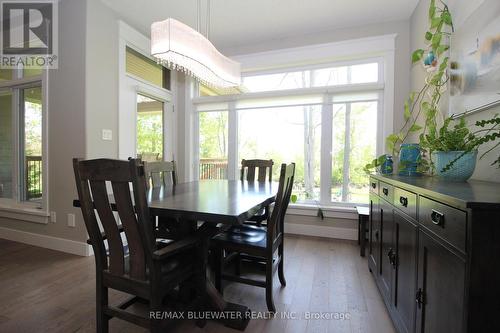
<box><xmin>421</xmin><ymin>116</ymin><xmax>500</xmax><ymax>181</ymax></box>
<box><xmin>364</xmin><ymin>0</ymin><xmax>500</xmax><ymax>181</ymax></box>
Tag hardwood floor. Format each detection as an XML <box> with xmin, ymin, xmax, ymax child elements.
<box><xmin>0</xmin><ymin>235</ymin><xmax>395</xmax><ymax>333</ymax></box>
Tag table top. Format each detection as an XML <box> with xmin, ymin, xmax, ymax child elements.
<box><xmin>73</xmin><ymin>180</ymin><xmax>279</xmax><ymax>225</ymax></box>
<box><xmin>148</xmin><ymin>180</ymin><xmax>278</xmax><ymax>225</ymax></box>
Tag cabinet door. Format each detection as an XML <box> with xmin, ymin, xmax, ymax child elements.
<box><xmin>369</xmin><ymin>193</ymin><xmax>381</xmax><ymax>274</ymax></box>
<box><xmin>416</xmin><ymin>231</ymin><xmax>466</xmax><ymax>333</ymax></box>
<box><xmin>380</xmin><ymin>199</ymin><xmax>394</xmax><ymax>301</ymax></box>
<box><xmin>393</xmin><ymin>210</ymin><xmax>418</xmax><ymax>333</ymax></box>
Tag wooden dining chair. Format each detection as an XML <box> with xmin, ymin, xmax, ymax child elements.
<box><xmin>73</xmin><ymin>158</ymin><xmax>204</xmax><ymax>333</ymax></box>
<box><xmin>240</xmin><ymin>159</ymin><xmax>274</xmax><ymax>226</ymax></box>
<box><xmin>213</xmin><ymin>162</ymin><xmax>295</xmax><ymax>313</ymax></box>
<box><xmin>143</xmin><ymin>160</ymin><xmax>177</xmax><ymax>188</ymax></box>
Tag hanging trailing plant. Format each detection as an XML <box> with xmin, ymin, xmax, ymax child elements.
<box><xmin>364</xmin><ymin>0</ymin><xmax>500</xmax><ymax>174</ymax></box>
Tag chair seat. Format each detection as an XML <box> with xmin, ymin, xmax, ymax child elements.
<box><xmin>212</xmin><ymin>225</ymin><xmax>267</xmax><ymax>249</ymax></box>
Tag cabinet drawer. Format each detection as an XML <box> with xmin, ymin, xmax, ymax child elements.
<box><xmin>419</xmin><ymin>196</ymin><xmax>466</xmax><ymax>253</ymax></box>
<box><xmin>370</xmin><ymin>179</ymin><xmax>379</xmax><ymax>195</ymax></box>
<box><xmin>393</xmin><ymin>187</ymin><xmax>417</xmax><ymax>219</ymax></box>
<box><xmin>379</xmin><ymin>181</ymin><xmax>394</xmax><ymax>203</ymax></box>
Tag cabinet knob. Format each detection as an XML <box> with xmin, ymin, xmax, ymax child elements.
<box><xmin>371</xmin><ymin>182</ymin><xmax>377</xmax><ymax>189</ymax></box>
<box><xmin>399</xmin><ymin>196</ymin><xmax>408</xmax><ymax>207</ymax></box>
<box><xmin>382</xmin><ymin>188</ymin><xmax>389</xmax><ymax>196</ymax></box>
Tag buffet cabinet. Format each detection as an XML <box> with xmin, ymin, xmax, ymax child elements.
<box><xmin>368</xmin><ymin>174</ymin><xmax>500</xmax><ymax>333</ymax></box>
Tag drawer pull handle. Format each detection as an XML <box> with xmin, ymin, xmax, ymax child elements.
<box><xmin>382</xmin><ymin>188</ymin><xmax>389</xmax><ymax>196</ymax></box>
<box><xmin>399</xmin><ymin>196</ymin><xmax>408</xmax><ymax>207</ymax></box>
<box><xmin>431</xmin><ymin>209</ymin><xmax>445</xmax><ymax>227</ymax></box>
<box><xmin>371</xmin><ymin>182</ymin><xmax>377</xmax><ymax>189</ymax></box>
<box><xmin>416</xmin><ymin>288</ymin><xmax>425</xmax><ymax>308</ymax></box>
<box><xmin>387</xmin><ymin>248</ymin><xmax>397</xmax><ymax>268</ymax></box>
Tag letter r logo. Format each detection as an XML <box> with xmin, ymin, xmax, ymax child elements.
<box><xmin>2</xmin><ymin>1</ymin><xmax>53</xmax><ymax>54</ymax></box>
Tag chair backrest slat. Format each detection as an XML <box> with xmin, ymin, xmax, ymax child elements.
<box><xmin>112</xmin><ymin>181</ymin><xmax>146</xmax><ymax>280</ymax></box>
<box><xmin>267</xmin><ymin>163</ymin><xmax>295</xmax><ymax>246</ymax></box>
<box><xmin>89</xmin><ymin>179</ymin><xmax>125</xmax><ymax>275</ymax></box>
<box><xmin>240</xmin><ymin>159</ymin><xmax>273</xmax><ymax>182</ymax></box>
<box><xmin>144</xmin><ymin>161</ymin><xmax>177</xmax><ymax>188</ymax></box>
<box><xmin>74</xmin><ymin>158</ymin><xmax>153</xmax><ymax>281</ymax></box>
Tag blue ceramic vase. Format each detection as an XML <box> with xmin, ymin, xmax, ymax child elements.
<box><xmin>432</xmin><ymin>150</ymin><xmax>477</xmax><ymax>182</ymax></box>
<box><xmin>399</xmin><ymin>143</ymin><xmax>421</xmax><ymax>176</ymax></box>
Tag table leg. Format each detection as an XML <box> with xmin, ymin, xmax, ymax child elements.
<box><xmin>197</xmin><ymin>222</ymin><xmax>251</xmax><ymax>330</ymax></box>
<box><xmin>360</xmin><ymin>216</ymin><xmax>367</xmax><ymax>257</ymax></box>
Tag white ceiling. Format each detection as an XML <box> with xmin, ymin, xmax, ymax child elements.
<box><xmin>102</xmin><ymin>0</ymin><xmax>419</xmax><ymax>51</ymax></box>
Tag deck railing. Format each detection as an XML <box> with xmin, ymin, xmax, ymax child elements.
<box><xmin>199</xmin><ymin>158</ymin><xmax>228</xmax><ymax>180</ymax></box>
<box><xmin>26</xmin><ymin>156</ymin><xmax>42</xmax><ymax>200</ymax></box>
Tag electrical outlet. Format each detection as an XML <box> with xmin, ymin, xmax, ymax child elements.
<box><xmin>67</xmin><ymin>213</ymin><xmax>76</xmax><ymax>227</ymax></box>
<box><xmin>50</xmin><ymin>211</ymin><xmax>56</xmax><ymax>223</ymax></box>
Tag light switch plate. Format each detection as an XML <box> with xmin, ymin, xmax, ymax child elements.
<box><xmin>67</xmin><ymin>213</ymin><xmax>76</xmax><ymax>227</ymax></box>
<box><xmin>102</xmin><ymin>129</ymin><xmax>112</xmax><ymax>141</ymax></box>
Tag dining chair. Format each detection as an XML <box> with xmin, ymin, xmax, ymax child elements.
<box><xmin>212</xmin><ymin>162</ymin><xmax>295</xmax><ymax>313</ymax></box>
<box><xmin>240</xmin><ymin>159</ymin><xmax>274</xmax><ymax>226</ymax></box>
<box><xmin>143</xmin><ymin>160</ymin><xmax>178</xmax><ymax>188</ymax></box>
<box><xmin>73</xmin><ymin>158</ymin><xmax>204</xmax><ymax>333</ymax></box>
<box><xmin>143</xmin><ymin>160</ymin><xmax>190</xmax><ymax>240</ymax></box>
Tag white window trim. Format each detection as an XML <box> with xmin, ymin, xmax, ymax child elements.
<box><xmin>0</xmin><ymin>68</ymin><xmax>49</xmax><ymax>222</ymax></box>
<box><xmin>192</xmin><ymin>35</ymin><xmax>396</xmax><ymax>214</ymax></box>
<box><xmin>118</xmin><ymin>20</ymin><xmax>175</xmax><ymax>162</ymax></box>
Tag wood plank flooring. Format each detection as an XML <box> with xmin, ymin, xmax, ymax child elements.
<box><xmin>0</xmin><ymin>235</ymin><xmax>395</xmax><ymax>333</ymax></box>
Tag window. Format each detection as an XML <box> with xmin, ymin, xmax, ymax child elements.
<box><xmin>126</xmin><ymin>47</ymin><xmax>170</xmax><ymax>90</ymax></box>
<box><xmin>194</xmin><ymin>60</ymin><xmax>383</xmax><ymax>205</ymax></box>
<box><xmin>238</xmin><ymin>104</ymin><xmax>321</xmax><ymax>201</ymax></box>
<box><xmin>136</xmin><ymin>94</ymin><xmax>164</xmax><ymax>161</ymax></box>
<box><xmin>199</xmin><ymin>111</ymin><xmax>228</xmax><ymax>179</ymax></box>
<box><xmin>0</xmin><ymin>68</ymin><xmax>45</xmax><ymax>208</ymax></box>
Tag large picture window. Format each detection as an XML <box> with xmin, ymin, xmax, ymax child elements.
<box><xmin>194</xmin><ymin>60</ymin><xmax>383</xmax><ymax>206</ymax></box>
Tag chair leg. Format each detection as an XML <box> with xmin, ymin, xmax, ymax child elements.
<box><xmin>278</xmin><ymin>244</ymin><xmax>286</xmax><ymax>287</ymax></box>
<box><xmin>234</xmin><ymin>252</ymin><xmax>241</xmax><ymax>276</ymax></box>
<box><xmin>265</xmin><ymin>256</ymin><xmax>276</xmax><ymax>313</ymax></box>
<box><xmin>214</xmin><ymin>246</ymin><xmax>223</xmax><ymax>294</ymax></box>
<box><xmin>96</xmin><ymin>283</ymin><xmax>109</xmax><ymax>333</ymax></box>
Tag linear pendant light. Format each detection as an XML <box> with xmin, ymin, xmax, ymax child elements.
<box><xmin>150</xmin><ymin>1</ymin><xmax>241</xmax><ymax>88</ymax></box>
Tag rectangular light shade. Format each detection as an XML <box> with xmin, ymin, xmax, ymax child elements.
<box><xmin>151</xmin><ymin>18</ymin><xmax>241</xmax><ymax>88</ymax></box>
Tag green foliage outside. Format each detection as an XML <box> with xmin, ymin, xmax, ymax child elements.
<box><xmin>137</xmin><ymin>111</ymin><xmax>163</xmax><ymax>160</ymax></box>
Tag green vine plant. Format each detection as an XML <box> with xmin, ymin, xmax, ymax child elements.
<box><xmin>364</xmin><ymin>0</ymin><xmax>500</xmax><ymax>174</ymax></box>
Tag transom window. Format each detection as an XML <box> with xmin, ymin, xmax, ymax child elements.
<box><xmin>195</xmin><ymin>60</ymin><xmax>383</xmax><ymax>206</ymax></box>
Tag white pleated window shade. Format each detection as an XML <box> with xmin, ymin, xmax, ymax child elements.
<box><xmin>331</xmin><ymin>92</ymin><xmax>380</xmax><ymax>103</ymax></box>
<box><xmin>195</xmin><ymin>102</ymin><xmax>229</xmax><ymax>113</ymax></box>
<box><xmin>236</xmin><ymin>94</ymin><xmax>323</xmax><ymax>111</ymax></box>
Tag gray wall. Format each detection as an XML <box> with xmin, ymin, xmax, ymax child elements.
<box><xmin>85</xmin><ymin>0</ymin><xmax>119</xmax><ymax>159</ymax></box>
<box><xmin>410</xmin><ymin>0</ymin><xmax>500</xmax><ymax>182</ymax></box>
<box><xmin>0</xmin><ymin>0</ymin><xmax>88</xmax><ymax>242</ymax></box>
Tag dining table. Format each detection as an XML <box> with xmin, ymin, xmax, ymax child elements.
<box><xmin>74</xmin><ymin>179</ymin><xmax>278</xmax><ymax>330</ymax></box>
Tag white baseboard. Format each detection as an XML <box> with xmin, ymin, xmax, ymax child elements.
<box><xmin>0</xmin><ymin>227</ymin><xmax>92</xmax><ymax>256</ymax></box>
<box><xmin>285</xmin><ymin>223</ymin><xmax>357</xmax><ymax>240</ymax></box>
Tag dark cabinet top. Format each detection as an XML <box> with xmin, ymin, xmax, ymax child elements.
<box><xmin>371</xmin><ymin>174</ymin><xmax>500</xmax><ymax>210</ymax></box>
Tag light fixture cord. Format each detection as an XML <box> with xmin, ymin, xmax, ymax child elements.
<box><xmin>196</xmin><ymin>0</ymin><xmax>201</xmax><ymax>32</ymax></box>
<box><xmin>206</xmin><ymin>0</ymin><xmax>211</xmax><ymax>39</ymax></box>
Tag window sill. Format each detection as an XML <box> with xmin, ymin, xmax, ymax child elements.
<box><xmin>287</xmin><ymin>203</ymin><xmax>365</xmax><ymax>220</ymax></box>
<box><xmin>0</xmin><ymin>204</ymin><xmax>49</xmax><ymax>224</ymax></box>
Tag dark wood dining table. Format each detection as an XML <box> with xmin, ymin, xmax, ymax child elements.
<box><xmin>75</xmin><ymin>179</ymin><xmax>278</xmax><ymax>330</ymax></box>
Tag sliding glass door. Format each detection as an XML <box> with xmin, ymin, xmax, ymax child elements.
<box><xmin>136</xmin><ymin>94</ymin><xmax>164</xmax><ymax>162</ymax></box>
